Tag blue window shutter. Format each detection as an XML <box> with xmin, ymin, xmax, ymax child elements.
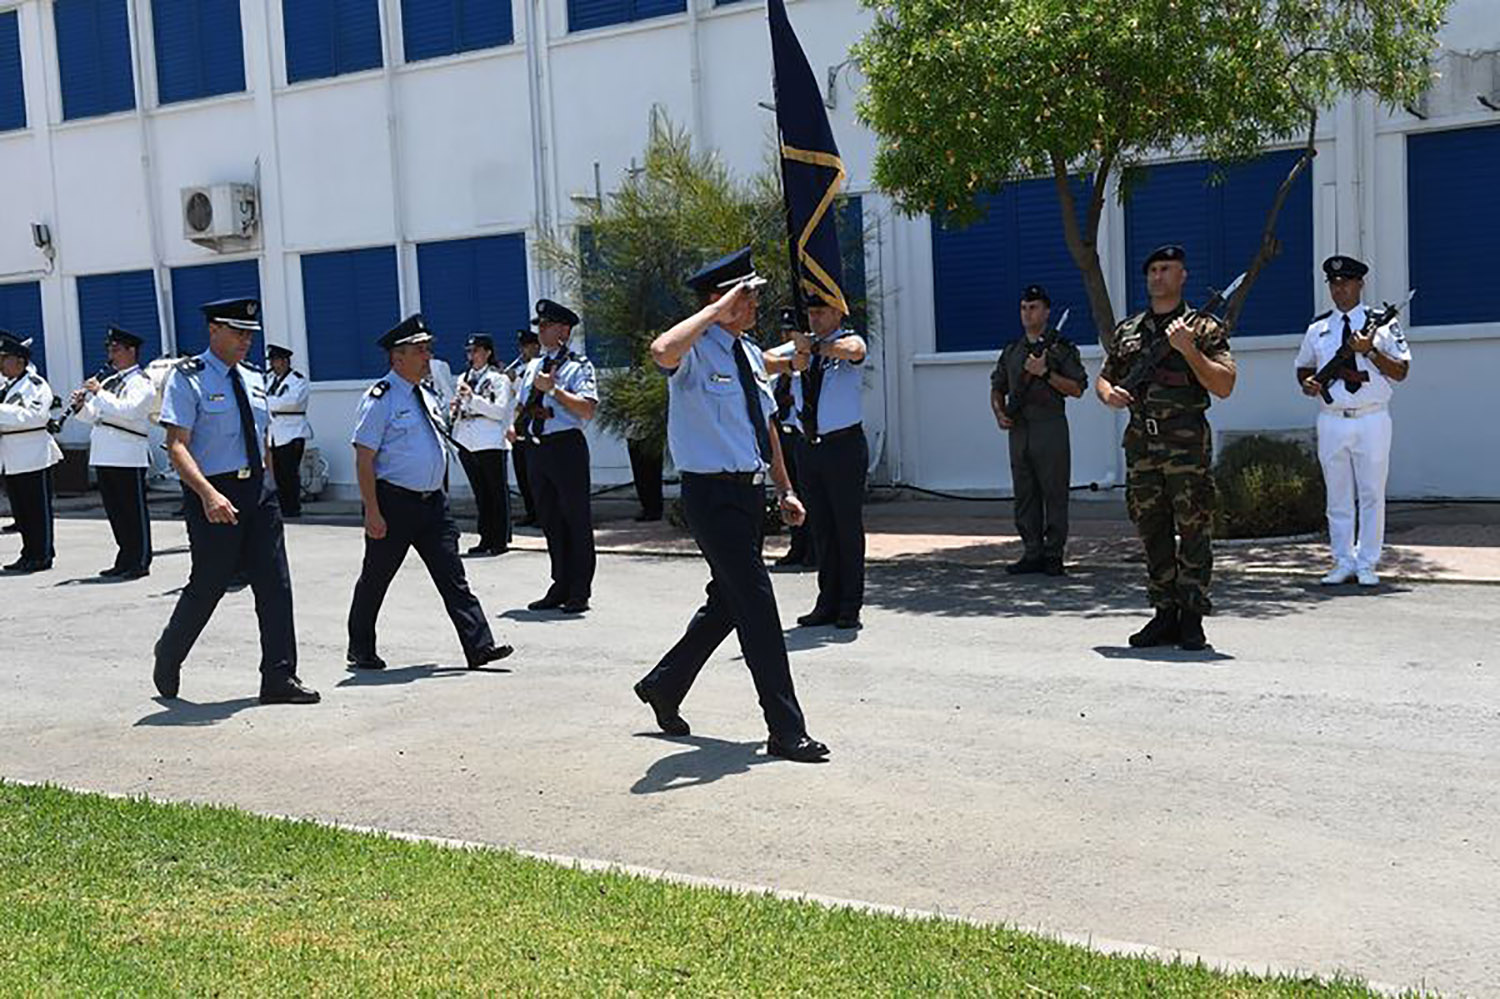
<box><xmin>301</xmin><ymin>247</ymin><xmax>400</xmax><ymax>382</ymax></box>
<box><xmin>633</xmin><ymin>0</ymin><xmax>686</xmax><ymax>21</ymax></box>
<box><xmin>1125</xmin><ymin>151</ymin><xmax>1312</xmax><ymax>337</ymax></box>
<box><xmin>153</xmin><ymin>0</ymin><xmax>245</xmax><ymax>105</ymax></box>
<box><xmin>55</xmin><ymin>0</ymin><xmax>136</xmax><ymax>120</ymax></box>
<box><xmin>0</xmin><ymin>282</ymin><xmax>46</xmax><ymax>378</ymax></box>
<box><xmin>403</xmin><ymin>0</ymin><xmax>511</xmax><ymax>62</ymax></box>
<box><xmin>416</xmin><ymin>234</ymin><xmax>529</xmax><ymax>370</ymax></box>
<box><xmin>170</xmin><ymin>259</ymin><xmax>262</xmax><ymax>358</ymax></box>
<box><xmin>333</xmin><ymin>0</ymin><xmax>383</xmax><ymax>75</ymax></box>
<box><xmin>285</xmin><ymin>0</ymin><xmax>382</xmax><ymax>83</ymax></box>
<box><xmin>1408</xmin><ymin>124</ymin><xmax>1500</xmax><ymax>326</ymax></box>
<box><xmin>456</xmin><ymin>0</ymin><xmax>511</xmax><ymax>51</ymax></box>
<box><xmin>568</xmin><ymin>0</ymin><xmax>629</xmax><ymax>33</ymax></box>
<box><xmin>0</xmin><ymin>12</ymin><xmax>25</xmax><ymax>132</ymax></box>
<box><xmin>77</xmin><ymin>270</ymin><xmax>162</xmax><ymax>374</ymax></box>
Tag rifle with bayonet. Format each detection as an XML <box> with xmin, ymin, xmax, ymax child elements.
<box><xmin>514</xmin><ymin>352</ymin><xmax>561</xmax><ymax>445</ymax></box>
<box><xmin>1002</xmin><ymin>307</ymin><xmax>1070</xmax><ymax>422</ymax></box>
<box><xmin>1117</xmin><ymin>273</ymin><xmax>1246</xmax><ymax>400</ymax></box>
<box><xmin>1310</xmin><ymin>290</ymin><xmax>1414</xmax><ymax>404</ymax></box>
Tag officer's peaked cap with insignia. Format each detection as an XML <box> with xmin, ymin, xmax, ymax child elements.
<box><xmin>0</xmin><ymin>331</ymin><xmax>33</xmax><ymax>360</ymax></box>
<box><xmin>1142</xmin><ymin>244</ymin><xmax>1187</xmax><ymax>273</ymax></box>
<box><xmin>686</xmin><ymin>247</ymin><xmax>756</xmax><ymax>292</ymax></box>
<box><xmin>465</xmin><ymin>332</ymin><xmax>495</xmax><ymax>351</ymax></box>
<box><xmin>105</xmin><ymin>324</ymin><xmax>144</xmax><ymax>349</ymax></box>
<box><xmin>530</xmin><ymin>299</ymin><xmax>580</xmax><ymax>328</ymax></box>
<box><xmin>1322</xmin><ymin>254</ymin><xmax>1369</xmax><ymax>280</ymax></box>
<box><xmin>1020</xmin><ymin>284</ymin><xmax>1051</xmax><ymax>304</ymax></box>
<box><xmin>517</xmin><ymin>327</ymin><xmax>540</xmax><ymax>345</ymax></box>
<box><xmin>201</xmin><ymin>297</ymin><xmax>262</xmax><ymax>331</ymax></box>
<box><xmin>267</xmin><ymin>344</ymin><xmax>294</xmax><ymax>360</ymax></box>
<box><xmin>378</xmin><ymin>313</ymin><xmax>435</xmax><ymax>350</ymax></box>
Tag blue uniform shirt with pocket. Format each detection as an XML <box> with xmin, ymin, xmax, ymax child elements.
<box><xmin>516</xmin><ymin>347</ymin><xmax>599</xmax><ymax>435</ymax></box>
<box><xmin>159</xmin><ymin>350</ymin><xmax>270</xmax><ymax>477</ymax></box>
<box><xmin>765</xmin><ymin>329</ymin><xmax>865</xmax><ymax>436</ymax></box>
<box><xmin>666</xmin><ymin>324</ymin><xmax>775</xmax><ymax>474</ymax></box>
<box><xmin>351</xmin><ymin>369</ymin><xmax>449</xmax><ymax>492</ymax></box>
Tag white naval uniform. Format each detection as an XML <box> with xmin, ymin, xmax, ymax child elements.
<box><xmin>1294</xmin><ymin>303</ymin><xmax>1412</xmax><ymax>572</ymax></box>
<box><xmin>266</xmin><ymin>369</ymin><xmax>313</xmax><ymax>446</ymax></box>
<box><xmin>76</xmin><ymin>365</ymin><xmax>154</xmax><ymax>468</ymax></box>
<box><xmin>0</xmin><ymin>370</ymin><xmax>64</xmax><ymax>475</ymax></box>
<box><xmin>452</xmin><ymin>365</ymin><xmax>516</xmax><ymax>453</ymax></box>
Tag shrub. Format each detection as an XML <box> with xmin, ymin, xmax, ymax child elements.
<box><xmin>1214</xmin><ymin>434</ymin><xmax>1326</xmax><ymax>539</ymax></box>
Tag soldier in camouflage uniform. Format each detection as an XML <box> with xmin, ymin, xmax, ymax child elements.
<box><xmin>1095</xmin><ymin>245</ymin><xmax>1237</xmax><ymax>651</ymax></box>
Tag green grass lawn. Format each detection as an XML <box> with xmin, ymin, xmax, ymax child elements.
<box><xmin>0</xmin><ymin>782</ymin><xmax>1403</xmax><ymax>996</ymax></box>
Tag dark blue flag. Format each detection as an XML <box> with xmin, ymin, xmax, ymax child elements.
<box><xmin>768</xmin><ymin>0</ymin><xmax>848</xmax><ymax>315</ymax></box>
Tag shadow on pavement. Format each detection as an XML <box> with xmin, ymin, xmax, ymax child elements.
<box><xmin>1093</xmin><ymin>645</ymin><xmax>1236</xmax><ymax>665</ymax></box>
<box><xmin>630</xmin><ymin>735</ymin><xmax>771</xmax><ymax>794</ymax></box>
<box><xmin>134</xmin><ymin>696</ymin><xmax>260</xmax><ymax>727</ymax></box>
<box><xmin>782</xmin><ymin>627</ymin><xmax>861</xmax><ymax>652</ymax></box>
<box><xmin>336</xmin><ymin>663</ymin><xmax>508</xmax><ymax>687</ymax></box>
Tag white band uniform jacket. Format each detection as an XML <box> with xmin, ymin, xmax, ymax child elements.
<box><xmin>77</xmin><ymin>365</ymin><xmax>154</xmax><ymax>468</ymax></box>
<box><xmin>266</xmin><ymin>369</ymin><xmax>313</xmax><ymax>446</ymax></box>
<box><xmin>0</xmin><ymin>370</ymin><xmax>64</xmax><ymax>475</ymax></box>
<box><xmin>452</xmin><ymin>366</ymin><xmax>517</xmax><ymax>453</ymax></box>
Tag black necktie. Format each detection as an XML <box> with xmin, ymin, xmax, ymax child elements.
<box><xmin>732</xmin><ymin>338</ymin><xmax>772</xmax><ymax>465</ymax></box>
<box><xmin>1341</xmin><ymin>314</ymin><xmax>1362</xmax><ymax>394</ymax></box>
<box><xmin>801</xmin><ymin>350</ymin><xmax>827</xmax><ymax>441</ymax></box>
<box><xmin>229</xmin><ymin>367</ymin><xmax>262</xmax><ymax>471</ymax></box>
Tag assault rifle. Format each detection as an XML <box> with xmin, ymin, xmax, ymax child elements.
<box><xmin>1002</xmin><ymin>307</ymin><xmax>1070</xmax><ymax>422</ymax></box>
<box><xmin>514</xmin><ymin>352</ymin><xmax>561</xmax><ymax>444</ymax></box>
<box><xmin>1310</xmin><ymin>289</ymin><xmax>1414</xmax><ymax>404</ymax></box>
<box><xmin>1117</xmin><ymin>273</ymin><xmax>1245</xmax><ymax>399</ymax></box>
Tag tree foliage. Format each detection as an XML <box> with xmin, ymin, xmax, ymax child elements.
<box><xmin>854</xmin><ymin>0</ymin><xmax>1449</xmax><ymax>337</ymax></box>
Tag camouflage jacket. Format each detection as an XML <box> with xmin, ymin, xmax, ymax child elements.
<box><xmin>1101</xmin><ymin>302</ymin><xmax>1231</xmax><ymax>422</ymax></box>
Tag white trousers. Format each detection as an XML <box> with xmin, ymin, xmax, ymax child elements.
<box><xmin>1316</xmin><ymin>409</ymin><xmax>1392</xmax><ymax>571</ymax></box>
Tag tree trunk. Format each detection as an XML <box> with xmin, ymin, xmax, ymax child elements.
<box><xmin>1050</xmin><ymin>149</ymin><xmax>1118</xmax><ymax>344</ymax></box>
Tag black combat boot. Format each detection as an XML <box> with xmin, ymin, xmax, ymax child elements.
<box><xmin>1128</xmin><ymin>607</ymin><xmax>1180</xmax><ymax>647</ymax></box>
<box><xmin>1177</xmin><ymin>610</ymin><xmax>1207</xmax><ymax>651</ymax></box>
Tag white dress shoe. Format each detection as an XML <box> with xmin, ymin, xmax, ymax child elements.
<box><xmin>1320</xmin><ymin>566</ymin><xmax>1356</xmax><ymax>585</ymax></box>
<box><xmin>1356</xmin><ymin>569</ymin><xmax>1380</xmax><ymax>586</ymax></box>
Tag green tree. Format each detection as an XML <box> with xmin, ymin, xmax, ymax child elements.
<box><xmin>854</xmin><ymin>0</ymin><xmax>1448</xmax><ymax>338</ymax></box>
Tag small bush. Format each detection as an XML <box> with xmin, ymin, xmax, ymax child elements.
<box><xmin>1214</xmin><ymin>434</ymin><xmax>1326</xmax><ymax>539</ymax></box>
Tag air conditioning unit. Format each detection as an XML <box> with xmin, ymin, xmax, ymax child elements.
<box><xmin>181</xmin><ymin>183</ymin><xmax>258</xmax><ymax>242</ymax></box>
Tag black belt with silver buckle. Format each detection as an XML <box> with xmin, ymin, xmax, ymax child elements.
<box><xmin>1132</xmin><ymin>412</ymin><xmax>1204</xmax><ymax>437</ymax></box>
<box><xmin>684</xmin><ymin>470</ymin><xmax>766</xmax><ymax>486</ymax></box>
<box><xmin>377</xmin><ymin>480</ymin><xmax>441</xmax><ymax>501</ymax></box>
<box><xmin>207</xmin><ymin>468</ymin><xmax>257</xmax><ymax>482</ymax></box>
<box><xmin>807</xmin><ymin>423</ymin><xmax>863</xmax><ymax>445</ymax></box>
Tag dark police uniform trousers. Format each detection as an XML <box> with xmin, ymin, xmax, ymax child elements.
<box><xmin>626</xmin><ymin>438</ymin><xmax>664</xmax><ymax>520</ymax></box>
<box><xmin>777</xmin><ymin>426</ymin><xmax>814</xmax><ymax>565</ymax></box>
<box><xmin>1009</xmin><ymin>415</ymin><xmax>1071</xmax><ymax>560</ymax></box>
<box><xmin>527</xmin><ymin>428</ymin><xmax>595</xmax><ymax>602</ymax></box>
<box><xmin>156</xmin><ymin>473</ymin><xmax>296</xmax><ymax>675</ymax></box>
<box><xmin>347</xmin><ymin>480</ymin><xmax>495</xmax><ymax>662</ymax></box>
<box><xmin>3</xmin><ymin>467</ymin><xmax>55</xmax><ymax>564</ymax></box>
<box><xmin>457</xmin><ymin>445</ymin><xmax>512</xmax><ymax>549</ymax></box>
<box><xmin>512</xmin><ymin>437</ymin><xmax>537</xmax><ymax>522</ymax></box>
<box><xmin>638</xmin><ymin>472</ymin><xmax>807</xmax><ymax>740</ymax></box>
<box><xmin>798</xmin><ymin>426</ymin><xmax>867</xmax><ymax>616</ymax></box>
<box><xmin>270</xmin><ymin>438</ymin><xmax>305</xmax><ymax>518</ymax></box>
<box><xmin>97</xmin><ymin>465</ymin><xmax>151</xmax><ymax>571</ymax></box>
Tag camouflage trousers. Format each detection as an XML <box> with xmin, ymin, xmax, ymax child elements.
<box><xmin>1123</xmin><ymin>422</ymin><xmax>1216</xmax><ymax>615</ymax></box>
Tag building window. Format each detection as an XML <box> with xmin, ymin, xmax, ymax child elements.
<box><xmin>0</xmin><ymin>11</ymin><xmax>25</xmax><ymax>132</ymax></box>
<box><xmin>1124</xmin><ymin>150</ymin><xmax>1313</xmax><ymax>338</ymax></box>
<box><xmin>415</xmin><ymin>233</ymin><xmax>529</xmax><ymax>371</ymax></box>
<box><xmin>284</xmin><ymin>0</ymin><xmax>383</xmax><ymax>84</ymax></box>
<box><xmin>0</xmin><ymin>281</ymin><xmax>45</xmax><ymax>377</ymax></box>
<box><xmin>53</xmin><ymin>0</ymin><xmax>136</xmax><ymax>120</ymax></box>
<box><xmin>151</xmin><ymin>0</ymin><xmax>247</xmax><ymax>105</ymax></box>
<box><xmin>1407</xmin><ymin>124</ymin><xmax>1500</xmax><ymax>327</ymax></box>
<box><xmin>77</xmin><ymin>270</ymin><xmax>161</xmax><ymax>375</ymax></box>
<box><xmin>402</xmin><ymin>0</ymin><xmax>512</xmax><ymax>62</ymax></box>
<box><xmin>567</xmin><ymin>0</ymin><xmax>685</xmax><ymax>34</ymax></box>
<box><xmin>170</xmin><ymin>259</ymin><xmax>262</xmax><ymax>358</ymax></box>
<box><xmin>301</xmin><ymin>247</ymin><xmax>401</xmax><ymax>382</ymax></box>
<box><xmin>931</xmin><ymin>177</ymin><xmax>1094</xmax><ymax>352</ymax></box>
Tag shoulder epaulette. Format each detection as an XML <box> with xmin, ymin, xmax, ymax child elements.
<box><xmin>567</xmin><ymin>350</ymin><xmax>584</xmax><ymax>362</ymax></box>
<box><xmin>176</xmin><ymin>357</ymin><xmax>205</xmax><ymax>373</ymax></box>
<box><xmin>27</xmin><ymin>373</ymin><xmax>43</xmax><ymax>386</ymax></box>
<box><xmin>1313</xmin><ymin>309</ymin><xmax>1332</xmax><ymax>322</ymax></box>
<box><xmin>239</xmin><ymin>362</ymin><xmax>263</xmax><ymax>375</ymax></box>
<box><xmin>294</xmin><ymin>370</ymin><xmax>305</xmax><ymax>380</ymax></box>
<box><xmin>370</xmin><ymin>380</ymin><xmax>390</xmax><ymax>398</ymax></box>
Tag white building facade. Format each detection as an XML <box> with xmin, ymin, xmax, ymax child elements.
<box><xmin>1</xmin><ymin>0</ymin><xmax>1496</xmax><ymax>498</ymax></box>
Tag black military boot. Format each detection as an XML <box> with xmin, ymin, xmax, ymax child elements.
<box><xmin>1177</xmin><ymin>610</ymin><xmax>1207</xmax><ymax>651</ymax></box>
<box><xmin>1128</xmin><ymin>607</ymin><xmax>1180</xmax><ymax>648</ymax></box>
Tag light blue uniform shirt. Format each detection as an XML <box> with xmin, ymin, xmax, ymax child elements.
<box><xmin>666</xmin><ymin>324</ymin><xmax>775</xmax><ymax>475</ymax></box>
<box><xmin>516</xmin><ymin>346</ymin><xmax>599</xmax><ymax>435</ymax></box>
<box><xmin>766</xmin><ymin>329</ymin><xmax>866</xmax><ymax>436</ymax></box>
<box><xmin>159</xmin><ymin>350</ymin><xmax>270</xmax><ymax>477</ymax></box>
<box><xmin>351</xmin><ymin>369</ymin><xmax>448</xmax><ymax>492</ymax></box>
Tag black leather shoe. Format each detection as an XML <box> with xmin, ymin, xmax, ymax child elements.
<box><xmin>346</xmin><ymin>652</ymin><xmax>388</xmax><ymax>671</ymax></box>
<box><xmin>1129</xmin><ymin>607</ymin><xmax>1180</xmax><ymax>648</ymax></box>
<box><xmin>1178</xmin><ymin>611</ymin><xmax>1208</xmax><ymax>652</ymax></box>
<box><xmin>152</xmin><ymin>656</ymin><xmax>180</xmax><ymax>699</ymax></box>
<box><xmin>516</xmin><ymin>515</ymin><xmax>538</xmax><ymax>527</ymax></box>
<box><xmin>99</xmin><ymin>566</ymin><xmax>125</xmax><ymax>578</ymax></box>
<box><xmin>1043</xmin><ymin>558</ymin><xmax>1066</xmax><ymax>576</ymax></box>
<box><xmin>560</xmin><ymin>599</ymin><xmax>589</xmax><ymax>614</ymax></box>
<box><xmin>465</xmin><ymin>544</ymin><xmax>494</xmax><ymax>556</ymax></box>
<box><xmin>634</xmin><ymin>680</ymin><xmax>689</xmax><ymax>736</ymax></box>
<box><xmin>1006</xmin><ymin>557</ymin><xmax>1045</xmax><ymax>575</ymax></box>
<box><xmin>796</xmin><ymin>608</ymin><xmax>837</xmax><ymax>627</ymax></box>
<box><xmin>259</xmin><ymin>675</ymin><xmax>321</xmax><ymax>705</ymax></box>
<box><xmin>835</xmin><ymin>613</ymin><xmax>861</xmax><ymax>630</ymax></box>
<box><xmin>527</xmin><ymin>595</ymin><xmax>564</xmax><ymax>611</ymax></box>
<box><xmin>0</xmin><ymin>521</ymin><xmax>17</xmax><ymax>533</ymax></box>
<box><xmin>766</xmin><ymin>734</ymin><xmax>830</xmax><ymax>762</ymax></box>
<box><xmin>468</xmin><ymin>644</ymin><xmax>514</xmax><ymax>669</ymax></box>
<box><xmin>773</xmin><ymin>551</ymin><xmax>804</xmax><ymax>567</ymax></box>
<box><xmin>117</xmin><ymin>566</ymin><xmax>150</xmax><ymax>580</ymax></box>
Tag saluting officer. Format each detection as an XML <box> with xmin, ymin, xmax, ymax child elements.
<box><xmin>452</xmin><ymin>332</ymin><xmax>517</xmax><ymax>556</ymax></box>
<box><xmin>346</xmin><ymin>315</ymin><xmax>513</xmax><ymax>672</ymax></box>
<box><xmin>514</xmin><ymin>299</ymin><xmax>598</xmax><ymax>613</ymax></box>
<box><xmin>1295</xmin><ymin>255</ymin><xmax>1412</xmax><ymax>586</ymax></box>
<box><xmin>73</xmin><ymin>325</ymin><xmax>155</xmax><ymax>578</ymax></box>
<box><xmin>0</xmin><ymin>333</ymin><xmax>61</xmax><ymax>573</ymax></box>
<box><xmin>632</xmin><ymin>248</ymin><xmax>829</xmax><ymax>763</ymax></box>
<box><xmin>764</xmin><ymin>294</ymin><xmax>869</xmax><ymax>629</ymax></box>
<box><xmin>1096</xmin><ymin>246</ymin><xmax>1236</xmax><ymax>652</ymax></box>
<box><xmin>507</xmin><ymin>328</ymin><xmax>542</xmax><ymax>527</ymax></box>
<box><xmin>265</xmin><ymin>344</ymin><xmax>312</xmax><ymax>519</ymax></box>
<box><xmin>153</xmin><ymin>298</ymin><xmax>319</xmax><ymax>704</ymax></box>
<box><xmin>990</xmin><ymin>285</ymin><xmax>1087</xmax><ymax>576</ymax></box>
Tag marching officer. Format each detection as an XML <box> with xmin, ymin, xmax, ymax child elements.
<box><xmin>514</xmin><ymin>299</ymin><xmax>598</xmax><ymax>613</ymax></box>
<box><xmin>1295</xmin><ymin>255</ymin><xmax>1411</xmax><ymax>586</ymax></box>
<box><xmin>265</xmin><ymin>344</ymin><xmax>311</xmax><ymax>519</ymax></box>
<box><xmin>632</xmin><ymin>248</ymin><xmax>828</xmax><ymax>763</ymax></box>
<box><xmin>990</xmin><ymin>285</ymin><xmax>1087</xmax><ymax>576</ymax></box>
<box><xmin>346</xmin><ymin>315</ymin><xmax>513</xmax><ymax>671</ymax></box>
<box><xmin>1095</xmin><ymin>246</ymin><xmax>1236</xmax><ymax>652</ymax></box>
<box><xmin>153</xmin><ymin>298</ymin><xmax>319</xmax><ymax>704</ymax></box>
<box><xmin>72</xmin><ymin>325</ymin><xmax>154</xmax><ymax>578</ymax></box>
<box><xmin>0</xmin><ymin>333</ymin><xmax>61</xmax><ymax>573</ymax></box>
<box><xmin>452</xmin><ymin>332</ymin><xmax>517</xmax><ymax>555</ymax></box>
<box><xmin>764</xmin><ymin>295</ymin><xmax>869</xmax><ymax>629</ymax></box>
<box><xmin>507</xmin><ymin>328</ymin><xmax>542</xmax><ymax>527</ymax></box>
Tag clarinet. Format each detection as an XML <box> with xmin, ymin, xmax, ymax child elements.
<box><xmin>51</xmin><ymin>364</ymin><xmax>116</xmax><ymax>434</ymax></box>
